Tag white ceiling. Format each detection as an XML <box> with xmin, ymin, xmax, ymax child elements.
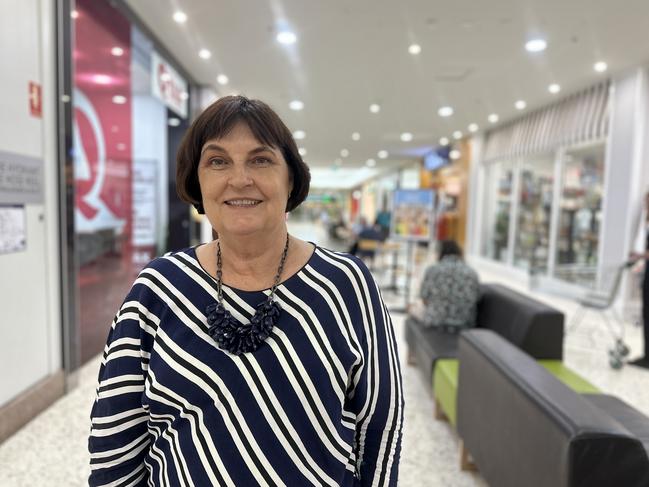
<box><xmin>125</xmin><ymin>0</ymin><xmax>649</xmax><ymax>188</ymax></box>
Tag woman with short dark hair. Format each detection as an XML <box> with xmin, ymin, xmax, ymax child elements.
<box><xmin>419</xmin><ymin>240</ymin><xmax>480</xmax><ymax>332</ymax></box>
<box><xmin>88</xmin><ymin>96</ymin><xmax>403</xmax><ymax>486</ymax></box>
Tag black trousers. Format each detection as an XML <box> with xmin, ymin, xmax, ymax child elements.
<box><xmin>643</xmin><ymin>263</ymin><xmax>649</xmax><ymax>357</ymax></box>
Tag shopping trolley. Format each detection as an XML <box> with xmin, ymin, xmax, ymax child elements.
<box><xmin>568</xmin><ymin>261</ymin><xmax>635</xmax><ymax>369</ymax></box>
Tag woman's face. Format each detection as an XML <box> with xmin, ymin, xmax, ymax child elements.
<box><xmin>197</xmin><ymin>122</ymin><xmax>293</xmax><ymax>239</ymax></box>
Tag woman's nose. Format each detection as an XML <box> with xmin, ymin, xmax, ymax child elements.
<box><xmin>229</xmin><ymin>163</ymin><xmax>253</xmax><ymax>187</ymax></box>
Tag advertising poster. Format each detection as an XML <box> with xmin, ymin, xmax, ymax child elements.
<box><xmin>391</xmin><ymin>189</ymin><xmax>435</xmax><ymax>241</ymax></box>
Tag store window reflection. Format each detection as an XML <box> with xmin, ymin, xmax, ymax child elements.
<box><xmin>554</xmin><ymin>144</ymin><xmax>605</xmax><ymax>287</ymax></box>
<box><xmin>513</xmin><ymin>155</ymin><xmax>555</xmax><ymax>272</ymax></box>
<box><xmin>481</xmin><ymin>160</ymin><xmax>514</xmax><ymax>263</ymax></box>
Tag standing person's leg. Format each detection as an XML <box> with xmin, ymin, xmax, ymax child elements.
<box><xmin>630</xmin><ymin>266</ymin><xmax>649</xmax><ymax>367</ymax></box>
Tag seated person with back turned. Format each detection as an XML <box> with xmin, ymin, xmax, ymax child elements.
<box><xmin>419</xmin><ymin>240</ymin><xmax>480</xmax><ymax>332</ymax></box>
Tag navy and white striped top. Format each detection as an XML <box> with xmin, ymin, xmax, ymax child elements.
<box><xmin>88</xmin><ymin>245</ymin><xmax>404</xmax><ymax>486</ymax></box>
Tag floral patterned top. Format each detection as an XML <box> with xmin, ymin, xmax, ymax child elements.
<box><xmin>419</xmin><ymin>256</ymin><xmax>480</xmax><ymax>329</ymax></box>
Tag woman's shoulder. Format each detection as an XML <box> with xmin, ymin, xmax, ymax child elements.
<box><xmin>308</xmin><ymin>245</ymin><xmax>377</xmax><ymax>289</ymax></box>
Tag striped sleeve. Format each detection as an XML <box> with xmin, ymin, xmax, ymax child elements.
<box><xmin>350</xmin><ymin>265</ymin><xmax>404</xmax><ymax>486</ymax></box>
<box><xmin>88</xmin><ymin>283</ymin><xmax>156</xmax><ymax>486</ymax></box>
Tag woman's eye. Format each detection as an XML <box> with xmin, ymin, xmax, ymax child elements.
<box><xmin>252</xmin><ymin>157</ymin><xmax>271</xmax><ymax>165</ymax></box>
<box><xmin>208</xmin><ymin>158</ymin><xmax>226</xmax><ymax>167</ymax></box>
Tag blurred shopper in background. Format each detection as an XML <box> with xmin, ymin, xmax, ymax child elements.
<box><xmin>87</xmin><ymin>96</ymin><xmax>403</xmax><ymax>486</ymax></box>
<box><xmin>629</xmin><ymin>190</ymin><xmax>649</xmax><ymax>368</ymax></box>
<box><xmin>419</xmin><ymin>240</ymin><xmax>481</xmax><ymax>333</ymax></box>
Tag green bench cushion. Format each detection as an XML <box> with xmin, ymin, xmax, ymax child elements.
<box><xmin>433</xmin><ymin>359</ymin><xmax>600</xmax><ymax>427</ymax></box>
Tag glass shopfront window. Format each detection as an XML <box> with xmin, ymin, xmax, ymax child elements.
<box><xmin>481</xmin><ymin>160</ymin><xmax>514</xmax><ymax>263</ymax></box>
<box><xmin>553</xmin><ymin>144</ymin><xmax>606</xmax><ymax>287</ymax></box>
<box><xmin>513</xmin><ymin>155</ymin><xmax>555</xmax><ymax>272</ymax></box>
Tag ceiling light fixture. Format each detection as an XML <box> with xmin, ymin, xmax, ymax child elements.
<box><xmin>408</xmin><ymin>44</ymin><xmax>421</xmax><ymax>55</ymax></box>
<box><xmin>488</xmin><ymin>113</ymin><xmax>499</xmax><ymax>123</ymax></box>
<box><xmin>525</xmin><ymin>39</ymin><xmax>547</xmax><ymax>53</ymax></box>
<box><xmin>366</xmin><ymin>158</ymin><xmax>376</xmax><ymax>167</ymax></box>
<box><xmin>112</xmin><ymin>95</ymin><xmax>127</xmax><ymax>104</ymax></box>
<box><xmin>92</xmin><ymin>74</ymin><xmax>112</xmax><ymax>85</ymax></box>
<box><xmin>277</xmin><ymin>31</ymin><xmax>297</xmax><ymax>45</ymax></box>
<box><xmin>168</xmin><ymin>118</ymin><xmax>181</xmax><ymax>127</ymax></box>
<box><xmin>453</xmin><ymin>130</ymin><xmax>463</xmax><ymax>140</ymax></box>
<box><xmin>293</xmin><ymin>130</ymin><xmax>306</xmax><ymax>140</ymax></box>
<box><xmin>198</xmin><ymin>49</ymin><xmax>211</xmax><ymax>60</ymax></box>
<box><xmin>378</xmin><ymin>150</ymin><xmax>388</xmax><ymax>159</ymax></box>
<box><xmin>594</xmin><ymin>61</ymin><xmax>608</xmax><ymax>73</ymax></box>
<box><xmin>369</xmin><ymin>104</ymin><xmax>381</xmax><ymax>113</ymax></box>
<box><xmin>548</xmin><ymin>83</ymin><xmax>561</xmax><ymax>94</ymax></box>
<box><xmin>438</xmin><ymin>106</ymin><xmax>454</xmax><ymax>117</ymax></box>
<box><xmin>340</xmin><ymin>149</ymin><xmax>349</xmax><ymax>157</ymax></box>
<box><xmin>173</xmin><ymin>11</ymin><xmax>187</xmax><ymax>23</ymax></box>
<box><xmin>216</xmin><ymin>74</ymin><xmax>229</xmax><ymax>85</ymax></box>
<box><xmin>298</xmin><ymin>147</ymin><xmax>307</xmax><ymax>156</ymax></box>
<box><xmin>111</xmin><ymin>47</ymin><xmax>124</xmax><ymax>57</ymax></box>
<box><xmin>400</xmin><ymin>132</ymin><xmax>413</xmax><ymax>142</ymax></box>
<box><xmin>289</xmin><ymin>100</ymin><xmax>304</xmax><ymax>110</ymax></box>
<box><xmin>352</xmin><ymin>132</ymin><xmax>361</xmax><ymax>141</ymax></box>
<box><xmin>439</xmin><ymin>137</ymin><xmax>450</xmax><ymax>146</ymax></box>
<box><xmin>450</xmin><ymin>149</ymin><xmax>461</xmax><ymax>160</ymax></box>
<box><xmin>515</xmin><ymin>100</ymin><xmax>527</xmax><ymax>110</ymax></box>
<box><xmin>468</xmin><ymin>123</ymin><xmax>479</xmax><ymax>133</ymax></box>
<box><xmin>70</xmin><ymin>10</ymin><xmax>79</xmax><ymax>19</ymax></box>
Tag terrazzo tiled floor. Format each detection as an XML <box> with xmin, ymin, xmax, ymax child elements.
<box><xmin>1</xmin><ymin>222</ymin><xmax>648</xmax><ymax>486</ymax></box>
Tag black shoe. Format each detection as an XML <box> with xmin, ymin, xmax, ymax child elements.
<box><xmin>627</xmin><ymin>357</ymin><xmax>649</xmax><ymax>369</ymax></box>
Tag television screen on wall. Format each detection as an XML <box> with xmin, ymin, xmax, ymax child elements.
<box><xmin>424</xmin><ymin>146</ymin><xmax>450</xmax><ymax>171</ymax></box>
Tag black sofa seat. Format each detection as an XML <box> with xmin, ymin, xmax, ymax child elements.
<box><xmin>457</xmin><ymin>329</ymin><xmax>649</xmax><ymax>487</ymax></box>
<box><xmin>405</xmin><ymin>283</ymin><xmax>564</xmax><ymax>383</ymax></box>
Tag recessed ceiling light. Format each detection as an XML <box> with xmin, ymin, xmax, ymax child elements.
<box><xmin>111</xmin><ymin>47</ymin><xmax>124</xmax><ymax>57</ymax></box>
<box><xmin>293</xmin><ymin>130</ymin><xmax>306</xmax><ymax>140</ymax></box>
<box><xmin>525</xmin><ymin>39</ymin><xmax>547</xmax><ymax>53</ymax></box>
<box><xmin>438</xmin><ymin>106</ymin><xmax>454</xmax><ymax>117</ymax></box>
<box><xmin>352</xmin><ymin>132</ymin><xmax>361</xmax><ymax>141</ymax></box>
<box><xmin>548</xmin><ymin>83</ymin><xmax>561</xmax><ymax>94</ymax></box>
<box><xmin>173</xmin><ymin>11</ymin><xmax>187</xmax><ymax>23</ymax></box>
<box><xmin>112</xmin><ymin>95</ymin><xmax>127</xmax><ymax>104</ymax></box>
<box><xmin>298</xmin><ymin>147</ymin><xmax>307</xmax><ymax>156</ymax></box>
<box><xmin>515</xmin><ymin>100</ymin><xmax>527</xmax><ymax>110</ymax></box>
<box><xmin>199</xmin><ymin>49</ymin><xmax>211</xmax><ymax>60</ymax></box>
<box><xmin>453</xmin><ymin>130</ymin><xmax>463</xmax><ymax>140</ymax></box>
<box><xmin>439</xmin><ymin>137</ymin><xmax>450</xmax><ymax>146</ymax></box>
<box><xmin>277</xmin><ymin>31</ymin><xmax>297</xmax><ymax>44</ymax></box>
<box><xmin>400</xmin><ymin>132</ymin><xmax>413</xmax><ymax>142</ymax></box>
<box><xmin>216</xmin><ymin>74</ymin><xmax>229</xmax><ymax>85</ymax></box>
<box><xmin>488</xmin><ymin>113</ymin><xmax>499</xmax><ymax>123</ymax></box>
<box><xmin>378</xmin><ymin>150</ymin><xmax>388</xmax><ymax>159</ymax></box>
<box><xmin>468</xmin><ymin>123</ymin><xmax>479</xmax><ymax>133</ymax></box>
<box><xmin>369</xmin><ymin>104</ymin><xmax>381</xmax><ymax>113</ymax></box>
<box><xmin>594</xmin><ymin>61</ymin><xmax>608</xmax><ymax>73</ymax></box>
<box><xmin>180</xmin><ymin>92</ymin><xmax>189</xmax><ymax>100</ymax></box>
<box><xmin>366</xmin><ymin>158</ymin><xmax>376</xmax><ymax>167</ymax></box>
<box><xmin>168</xmin><ymin>118</ymin><xmax>181</xmax><ymax>127</ymax></box>
<box><xmin>289</xmin><ymin>100</ymin><xmax>304</xmax><ymax>111</ymax></box>
<box><xmin>160</xmin><ymin>73</ymin><xmax>171</xmax><ymax>82</ymax></box>
<box><xmin>70</xmin><ymin>10</ymin><xmax>79</xmax><ymax>19</ymax></box>
<box><xmin>408</xmin><ymin>44</ymin><xmax>422</xmax><ymax>55</ymax></box>
<box><xmin>340</xmin><ymin>149</ymin><xmax>349</xmax><ymax>157</ymax></box>
<box><xmin>450</xmin><ymin>149</ymin><xmax>461</xmax><ymax>160</ymax></box>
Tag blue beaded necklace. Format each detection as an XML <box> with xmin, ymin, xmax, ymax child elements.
<box><xmin>205</xmin><ymin>234</ymin><xmax>290</xmax><ymax>355</ymax></box>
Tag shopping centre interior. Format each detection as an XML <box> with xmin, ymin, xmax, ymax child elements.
<box><xmin>2</xmin><ymin>0</ymin><xmax>649</xmax><ymax>485</ymax></box>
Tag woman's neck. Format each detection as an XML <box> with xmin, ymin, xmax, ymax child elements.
<box><xmin>217</xmin><ymin>227</ymin><xmax>289</xmax><ymax>285</ymax></box>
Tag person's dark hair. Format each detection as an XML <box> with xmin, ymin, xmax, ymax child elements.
<box><xmin>437</xmin><ymin>239</ymin><xmax>463</xmax><ymax>260</ymax></box>
<box><xmin>176</xmin><ymin>95</ymin><xmax>311</xmax><ymax>214</ymax></box>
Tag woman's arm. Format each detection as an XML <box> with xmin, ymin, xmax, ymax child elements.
<box><xmin>88</xmin><ymin>296</ymin><xmax>154</xmax><ymax>486</ymax></box>
<box><xmin>350</xmin><ymin>266</ymin><xmax>404</xmax><ymax>486</ymax></box>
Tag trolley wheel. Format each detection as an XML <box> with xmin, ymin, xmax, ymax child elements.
<box><xmin>616</xmin><ymin>340</ymin><xmax>630</xmax><ymax>357</ymax></box>
<box><xmin>609</xmin><ymin>355</ymin><xmax>623</xmax><ymax>370</ymax></box>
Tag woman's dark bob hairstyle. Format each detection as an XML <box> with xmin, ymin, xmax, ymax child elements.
<box><xmin>176</xmin><ymin>95</ymin><xmax>311</xmax><ymax>214</ymax></box>
<box><xmin>437</xmin><ymin>239</ymin><xmax>463</xmax><ymax>260</ymax></box>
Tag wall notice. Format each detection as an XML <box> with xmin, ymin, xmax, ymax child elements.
<box><xmin>0</xmin><ymin>205</ymin><xmax>27</xmax><ymax>254</ymax></box>
<box><xmin>0</xmin><ymin>150</ymin><xmax>43</xmax><ymax>204</ymax></box>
